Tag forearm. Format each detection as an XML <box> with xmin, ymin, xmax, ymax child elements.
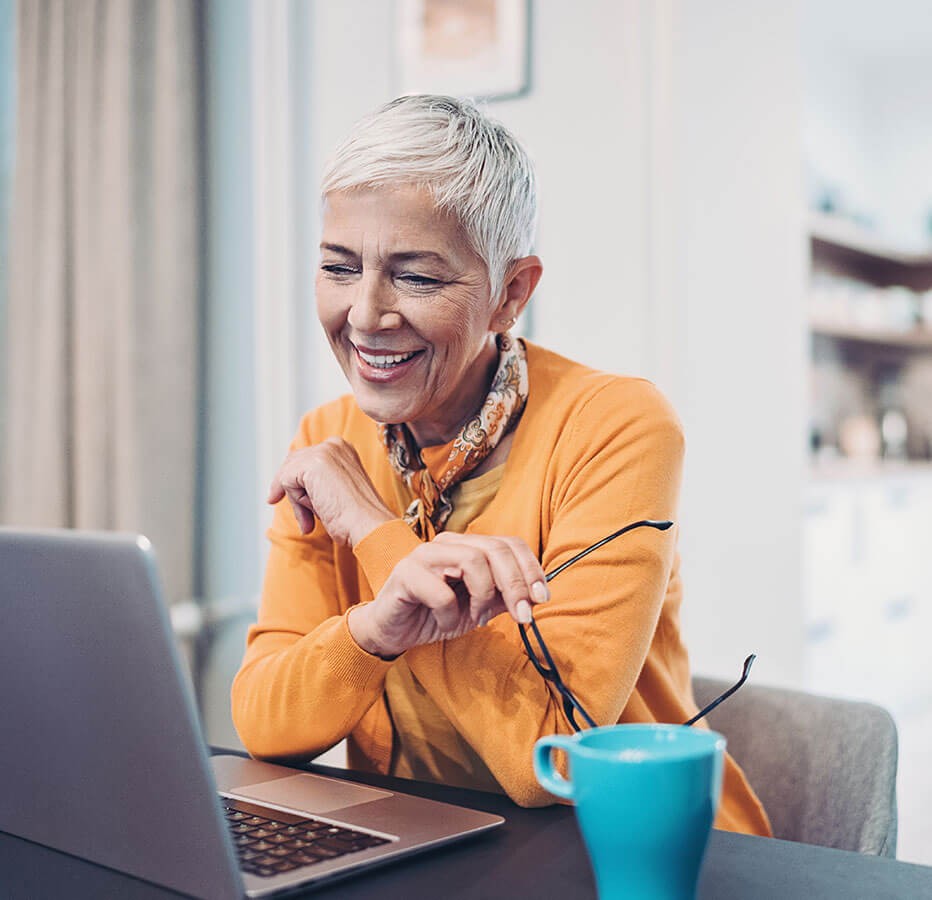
<box><xmin>231</xmin><ymin>613</ymin><xmax>394</xmax><ymax>761</ymax></box>
<box><xmin>405</xmin><ymin>636</ymin><xmax>572</xmax><ymax>806</ymax></box>
<box><xmin>233</xmin><ymin>513</ymin><xmax>420</xmax><ymax>761</ymax></box>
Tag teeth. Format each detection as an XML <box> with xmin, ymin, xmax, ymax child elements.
<box><xmin>357</xmin><ymin>349</ymin><xmax>417</xmax><ymax>368</ymax></box>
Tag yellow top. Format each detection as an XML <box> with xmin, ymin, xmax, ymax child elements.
<box><xmin>385</xmin><ymin>464</ymin><xmax>506</xmax><ymax>791</ymax></box>
<box><xmin>232</xmin><ymin>340</ymin><xmax>772</xmax><ymax>836</ymax></box>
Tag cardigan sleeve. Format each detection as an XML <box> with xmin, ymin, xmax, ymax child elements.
<box><xmin>230</xmin><ymin>416</ymin><xmax>421</xmax><ymax>763</ymax></box>
<box><xmin>402</xmin><ymin>378</ymin><xmax>684</xmax><ymax>806</ymax></box>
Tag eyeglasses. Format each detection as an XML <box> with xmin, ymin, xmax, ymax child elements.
<box><xmin>519</xmin><ymin>519</ymin><xmax>756</xmax><ymax>732</ymax></box>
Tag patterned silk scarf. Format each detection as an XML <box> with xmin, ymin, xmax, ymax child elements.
<box><xmin>379</xmin><ymin>333</ymin><xmax>529</xmax><ymax>540</ymax></box>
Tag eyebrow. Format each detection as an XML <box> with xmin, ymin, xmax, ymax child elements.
<box><xmin>319</xmin><ymin>243</ymin><xmax>450</xmax><ymax>265</ymax></box>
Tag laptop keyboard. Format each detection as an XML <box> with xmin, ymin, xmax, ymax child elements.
<box><xmin>222</xmin><ymin>798</ymin><xmax>392</xmax><ymax>879</ymax></box>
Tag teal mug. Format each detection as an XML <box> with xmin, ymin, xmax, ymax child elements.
<box><xmin>534</xmin><ymin>724</ymin><xmax>725</xmax><ymax>900</ymax></box>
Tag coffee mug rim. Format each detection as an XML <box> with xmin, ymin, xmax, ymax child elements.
<box><xmin>565</xmin><ymin>723</ymin><xmax>726</xmax><ymax>762</ymax></box>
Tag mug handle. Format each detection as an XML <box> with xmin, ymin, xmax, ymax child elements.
<box><xmin>533</xmin><ymin>735</ymin><xmax>576</xmax><ymax>801</ymax></box>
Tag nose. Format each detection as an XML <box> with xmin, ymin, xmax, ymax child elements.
<box><xmin>347</xmin><ymin>273</ymin><xmax>402</xmax><ymax>332</ymax></box>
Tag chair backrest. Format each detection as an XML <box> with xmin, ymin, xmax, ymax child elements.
<box><xmin>692</xmin><ymin>677</ymin><xmax>898</xmax><ymax>856</ymax></box>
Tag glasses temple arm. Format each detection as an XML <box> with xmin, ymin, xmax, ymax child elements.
<box><xmin>544</xmin><ymin>519</ymin><xmax>673</xmax><ymax>583</ymax></box>
<box><xmin>683</xmin><ymin>654</ymin><xmax>756</xmax><ymax>727</ymax></box>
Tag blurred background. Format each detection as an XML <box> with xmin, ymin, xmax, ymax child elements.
<box><xmin>1</xmin><ymin>0</ymin><xmax>930</xmax><ymax>864</ymax></box>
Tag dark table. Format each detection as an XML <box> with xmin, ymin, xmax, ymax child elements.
<box><xmin>3</xmin><ymin>749</ymin><xmax>931</xmax><ymax>899</ymax></box>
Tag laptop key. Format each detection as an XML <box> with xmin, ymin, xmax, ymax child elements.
<box><xmin>304</xmin><ymin>843</ymin><xmax>341</xmax><ymax>858</ymax></box>
<box><xmin>272</xmin><ymin>860</ymin><xmax>301</xmax><ymax>873</ymax></box>
<box><xmin>355</xmin><ymin>835</ymin><xmax>391</xmax><ymax>848</ymax></box>
<box><xmin>314</xmin><ymin>836</ymin><xmax>356</xmax><ymax>849</ymax></box>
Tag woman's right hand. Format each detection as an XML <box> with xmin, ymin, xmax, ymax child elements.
<box><xmin>347</xmin><ymin>532</ymin><xmax>550</xmax><ymax>659</ymax></box>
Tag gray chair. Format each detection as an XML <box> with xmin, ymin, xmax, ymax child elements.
<box><xmin>693</xmin><ymin>677</ymin><xmax>898</xmax><ymax>857</ymax></box>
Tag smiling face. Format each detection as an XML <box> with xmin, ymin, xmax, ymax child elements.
<box><xmin>317</xmin><ymin>185</ymin><xmax>512</xmax><ymax>447</ymax></box>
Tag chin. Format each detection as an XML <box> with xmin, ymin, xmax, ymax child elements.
<box><xmin>352</xmin><ymin>388</ymin><xmax>417</xmax><ymax>427</ymax></box>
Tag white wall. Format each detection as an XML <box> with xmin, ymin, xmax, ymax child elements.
<box><xmin>666</xmin><ymin>1</ymin><xmax>806</xmax><ymax>687</ymax></box>
<box><xmin>293</xmin><ymin>0</ymin><xmax>808</xmax><ymax>688</ymax></box>
<box><xmin>863</xmin><ymin>55</ymin><xmax>932</xmax><ymax>247</ymax></box>
<box><xmin>492</xmin><ymin>2</ymin><xmax>654</xmax><ymax>377</ymax></box>
<box><xmin>803</xmin><ymin>23</ymin><xmax>932</xmax><ymax>249</ymax></box>
<box><xmin>802</xmin><ymin>0</ymin><xmax>932</xmax><ymax>247</ymax></box>
<box><xmin>802</xmin><ymin>47</ymin><xmax>876</xmax><ymax>224</ymax></box>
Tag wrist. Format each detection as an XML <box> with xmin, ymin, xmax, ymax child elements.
<box><xmin>347</xmin><ymin>604</ymin><xmax>401</xmax><ymax>660</ymax></box>
<box><xmin>348</xmin><ymin>508</ymin><xmax>395</xmax><ymax>549</ymax></box>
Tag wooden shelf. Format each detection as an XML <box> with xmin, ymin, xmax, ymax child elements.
<box><xmin>810</xmin><ymin>319</ymin><xmax>932</xmax><ymax>349</ymax></box>
<box><xmin>808</xmin><ymin>212</ymin><xmax>932</xmax><ymax>267</ymax></box>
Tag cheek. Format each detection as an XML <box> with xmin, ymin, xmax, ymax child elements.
<box><xmin>423</xmin><ymin>291</ymin><xmax>492</xmax><ymax>351</ymax></box>
<box><xmin>315</xmin><ymin>280</ymin><xmax>347</xmax><ymax>335</ymax></box>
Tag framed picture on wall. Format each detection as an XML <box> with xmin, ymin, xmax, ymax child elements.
<box><xmin>396</xmin><ymin>0</ymin><xmax>532</xmax><ymax>102</ymax></box>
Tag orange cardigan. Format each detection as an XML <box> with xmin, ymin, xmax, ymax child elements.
<box><xmin>232</xmin><ymin>341</ymin><xmax>771</xmax><ymax>836</ymax></box>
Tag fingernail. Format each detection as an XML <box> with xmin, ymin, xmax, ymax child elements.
<box><xmin>516</xmin><ymin>599</ymin><xmax>532</xmax><ymax>624</ymax></box>
<box><xmin>478</xmin><ymin>612</ymin><xmax>491</xmax><ymax>628</ymax></box>
<box><xmin>531</xmin><ymin>581</ymin><xmax>550</xmax><ymax>603</ymax></box>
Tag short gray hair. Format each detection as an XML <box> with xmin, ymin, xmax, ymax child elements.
<box><xmin>321</xmin><ymin>94</ymin><xmax>538</xmax><ymax>301</ymax></box>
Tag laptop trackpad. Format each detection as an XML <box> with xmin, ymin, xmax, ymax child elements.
<box><xmin>234</xmin><ymin>774</ymin><xmax>393</xmax><ymax>814</ymax></box>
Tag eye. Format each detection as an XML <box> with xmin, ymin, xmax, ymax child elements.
<box><xmin>397</xmin><ymin>273</ymin><xmax>443</xmax><ymax>289</ymax></box>
<box><xmin>320</xmin><ymin>263</ymin><xmax>359</xmax><ymax>277</ymax></box>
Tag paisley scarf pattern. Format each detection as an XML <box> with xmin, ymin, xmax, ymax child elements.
<box><xmin>379</xmin><ymin>333</ymin><xmax>528</xmax><ymax>539</ymax></box>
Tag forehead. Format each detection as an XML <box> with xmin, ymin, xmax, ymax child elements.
<box><xmin>320</xmin><ymin>185</ymin><xmax>474</xmax><ymax>260</ymax></box>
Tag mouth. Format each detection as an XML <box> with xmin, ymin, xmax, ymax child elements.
<box><xmin>351</xmin><ymin>343</ymin><xmax>425</xmax><ymax>382</ymax></box>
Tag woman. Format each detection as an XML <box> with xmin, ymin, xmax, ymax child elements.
<box><xmin>232</xmin><ymin>95</ymin><xmax>771</xmax><ymax>836</ymax></box>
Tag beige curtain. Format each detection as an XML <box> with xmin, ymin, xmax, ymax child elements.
<box><xmin>3</xmin><ymin>0</ymin><xmax>201</xmax><ymax>606</ymax></box>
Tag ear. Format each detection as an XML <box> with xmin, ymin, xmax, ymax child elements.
<box><xmin>491</xmin><ymin>256</ymin><xmax>543</xmax><ymax>332</ymax></box>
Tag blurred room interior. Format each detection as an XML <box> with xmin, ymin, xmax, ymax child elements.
<box><xmin>1</xmin><ymin>0</ymin><xmax>930</xmax><ymax>866</ymax></box>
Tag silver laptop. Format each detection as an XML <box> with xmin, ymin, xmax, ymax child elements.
<box><xmin>0</xmin><ymin>528</ymin><xmax>503</xmax><ymax>899</ymax></box>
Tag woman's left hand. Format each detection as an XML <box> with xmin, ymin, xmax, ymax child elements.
<box><xmin>267</xmin><ymin>438</ymin><xmax>394</xmax><ymax>547</ymax></box>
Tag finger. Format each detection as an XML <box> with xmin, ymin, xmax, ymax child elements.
<box><xmin>477</xmin><ymin>597</ymin><xmax>507</xmax><ymax>627</ymax></box>
<box><xmin>399</xmin><ymin>563</ymin><xmax>463</xmax><ymax>633</ymax></box>
<box><xmin>417</xmin><ymin>542</ymin><xmax>499</xmax><ymax>621</ymax></box>
<box><xmin>466</xmin><ymin>537</ymin><xmax>534</xmax><ymax>624</ymax></box>
<box><xmin>499</xmin><ymin>536</ymin><xmax>550</xmax><ymax>605</ymax></box>
<box><xmin>452</xmin><ymin>551</ymin><xmax>499</xmax><ymax>620</ymax></box>
<box><xmin>286</xmin><ymin>493</ymin><xmax>315</xmax><ymax>534</ymax></box>
<box><xmin>267</xmin><ymin>480</ymin><xmax>287</xmax><ymax>505</ymax></box>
